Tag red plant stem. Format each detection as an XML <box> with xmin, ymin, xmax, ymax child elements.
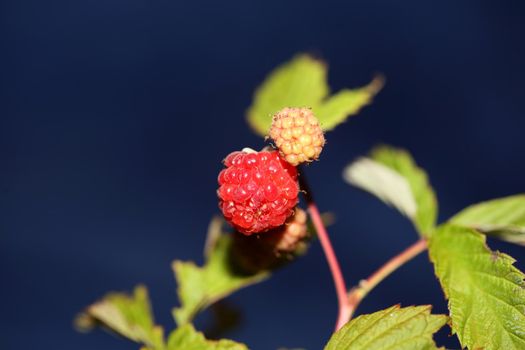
<box><xmin>298</xmin><ymin>170</ymin><xmax>428</xmax><ymax>330</ymax></box>
<box><xmin>309</xmin><ymin>201</ymin><xmax>352</xmax><ymax>330</ymax></box>
<box><xmin>347</xmin><ymin>238</ymin><xmax>428</xmax><ymax>319</ymax></box>
<box><xmin>299</xmin><ymin>172</ymin><xmax>351</xmax><ymax>331</ymax></box>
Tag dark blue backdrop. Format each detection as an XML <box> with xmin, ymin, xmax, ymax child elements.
<box><xmin>2</xmin><ymin>1</ymin><xmax>525</xmax><ymax>349</ymax></box>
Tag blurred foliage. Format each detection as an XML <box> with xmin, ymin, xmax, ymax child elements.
<box><xmin>450</xmin><ymin>194</ymin><xmax>525</xmax><ymax>245</ymax></box>
<box><xmin>173</xmin><ymin>217</ymin><xmax>269</xmax><ymax>326</ymax></box>
<box><xmin>76</xmin><ymin>286</ymin><xmax>248</xmax><ymax>349</ymax></box>
<box><xmin>344</xmin><ymin>145</ymin><xmax>437</xmax><ymax>237</ymax></box>
<box><xmin>76</xmin><ymin>285</ymin><xmax>164</xmax><ymax>349</ymax></box>
<box><xmin>167</xmin><ymin>324</ymin><xmax>248</xmax><ymax>350</ymax></box>
<box><xmin>247</xmin><ymin>54</ymin><xmax>383</xmax><ymax>136</ymax></box>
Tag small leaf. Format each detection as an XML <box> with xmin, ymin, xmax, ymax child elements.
<box><xmin>428</xmin><ymin>224</ymin><xmax>525</xmax><ymax>350</ymax></box>
<box><xmin>173</xmin><ymin>220</ymin><xmax>269</xmax><ymax>325</ymax></box>
<box><xmin>247</xmin><ymin>54</ymin><xmax>329</xmax><ymax>136</ymax></box>
<box><xmin>343</xmin><ymin>158</ymin><xmax>417</xmax><ymax>217</ymax></box>
<box><xmin>246</xmin><ymin>54</ymin><xmax>381</xmax><ymax>136</ymax></box>
<box><xmin>324</xmin><ymin>305</ymin><xmax>447</xmax><ymax>350</ymax></box>
<box><xmin>314</xmin><ymin>75</ymin><xmax>384</xmax><ymax>131</ymax></box>
<box><xmin>167</xmin><ymin>324</ymin><xmax>248</xmax><ymax>350</ymax></box>
<box><xmin>344</xmin><ymin>146</ymin><xmax>437</xmax><ymax>236</ymax></box>
<box><xmin>450</xmin><ymin>194</ymin><xmax>525</xmax><ymax>246</ymax></box>
<box><xmin>76</xmin><ymin>285</ymin><xmax>165</xmax><ymax>349</ymax></box>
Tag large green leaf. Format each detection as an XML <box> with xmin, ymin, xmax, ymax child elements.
<box><xmin>324</xmin><ymin>305</ymin><xmax>447</xmax><ymax>350</ymax></box>
<box><xmin>173</xmin><ymin>218</ymin><xmax>269</xmax><ymax>325</ymax></box>
<box><xmin>450</xmin><ymin>194</ymin><xmax>525</xmax><ymax>246</ymax></box>
<box><xmin>76</xmin><ymin>285</ymin><xmax>165</xmax><ymax>349</ymax></box>
<box><xmin>247</xmin><ymin>54</ymin><xmax>381</xmax><ymax>136</ymax></box>
<box><xmin>344</xmin><ymin>145</ymin><xmax>437</xmax><ymax>236</ymax></box>
<box><xmin>428</xmin><ymin>224</ymin><xmax>525</xmax><ymax>350</ymax></box>
<box><xmin>167</xmin><ymin>324</ymin><xmax>248</xmax><ymax>350</ymax></box>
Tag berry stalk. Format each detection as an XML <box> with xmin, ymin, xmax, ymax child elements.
<box><xmin>299</xmin><ymin>171</ymin><xmax>351</xmax><ymax>331</ymax></box>
<box><xmin>347</xmin><ymin>238</ymin><xmax>428</xmax><ymax>319</ymax></box>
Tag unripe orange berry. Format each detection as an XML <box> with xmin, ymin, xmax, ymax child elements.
<box><xmin>269</xmin><ymin>107</ymin><xmax>325</xmax><ymax>166</ymax></box>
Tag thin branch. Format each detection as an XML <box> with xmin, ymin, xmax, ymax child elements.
<box><xmin>299</xmin><ymin>171</ymin><xmax>351</xmax><ymax>331</ymax></box>
<box><xmin>347</xmin><ymin>239</ymin><xmax>428</xmax><ymax>319</ymax></box>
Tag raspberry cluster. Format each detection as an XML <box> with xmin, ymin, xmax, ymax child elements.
<box><xmin>232</xmin><ymin>209</ymin><xmax>309</xmax><ymax>273</ymax></box>
<box><xmin>265</xmin><ymin>207</ymin><xmax>308</xmax><ymax>253</ymax></box>
<box><xmin>269</xmin><ymin>107</ymin><xmax>325</xmax><ymax>166</ymax></box>
<box><xmin>217</xmin><ymin>150</ymin><xmax>299</xmax><ymax>235</ymax></box>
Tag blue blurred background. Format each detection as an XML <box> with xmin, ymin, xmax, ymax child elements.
<box><xmin>2</xmin><ymin>1</ymin><xmax>525</xmax><ymax>349</ymax></box>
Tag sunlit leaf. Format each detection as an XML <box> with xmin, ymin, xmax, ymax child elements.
<box><xmin>173</xmin><ymin>219</ymin><xmax>269</xmax><ymax>325</ymax></box>
<box><xmin>429</xmin><ymin>224</ymin><xmax>525</xmax><ymax>350</ymax></box>
<box><xmin>324</xmin><ymin>305</ymin><xmax>447</xmax><ymax>350</ymax></box>
<box><xmin>247</xmin><ymin>54</ymin><xmax>381</xmax><ymax>136</ymax></box>
<box><xmin>344</xmin><ymin>157</ymin><xmax>417</xmax><ymax>217</ymax></box>
<box><xmin>76</xmin><ymin>285</ymin><xmax>165</xmax><ymax>349</ymax></box>
<box><xmin>314</xmin><ymin>75</ymin><xmax>384</xmax><ymax>131</ymax></box>
<box><xmin>450</xmin><ymin>194</ymin><xmax>525</xmax><ymax>246</ymax></box>
<box><xmin>344</xmin><ymin>145</ymin><xmax>437</xmax><ymax>236</ymax></box>
<box><xmin>247</xmin><ymin>54</ymin><xmax>328</xmax><ymax>136</ymax></box>
<box><xmin>167</xmin><ymin>324</ymin><xmax>248</xmax><ymax>350</ymax></box>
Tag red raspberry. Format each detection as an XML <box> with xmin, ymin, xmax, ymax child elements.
<box><xmin>217</xmin><ymin>149</ymin><xmax>299</xmax><ymax>235</ymax></box>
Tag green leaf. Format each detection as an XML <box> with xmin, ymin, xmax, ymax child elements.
<box><xmin>343</xmin><ymin>146</ymin><xmax>437</xmax><ymax>236</ymax></box>
<box><xmin>450</xmin><ymin>194</ymin><xmax>525</xmax><ymax>246</ymax></box>
<box><xmin>324</xmin><ymin>305</ymin><xmax>447</xmax><ymax>350</ymax></box>
<box><xmin>246</xmin><ymin>54</ymin><xmax>381</xmax><ymax>136</ymax></box>
<box><xmin>428</xmin><ymin>224</ymin><xmax>525</xmax><ymax>350</ymax></box>
<box><xmin>247</xmin><ymin>54</ymin><xmax>328</xmax><ymax>136</ymax></box>
<box><xmin>76</xmin><ymin>285</ymin><xmax>165</xmax><ymax>349</ymax></box>
<box><xmin>167</xmin><ymin>324</ymin><xmax>248</xmax><ymax>350</ymax></box>
<box><xmin>314</xmin><ymin>75</ymin><xmax>384</xmax><ymax>131</ymax></box>
<box><xmin>173</xmin><ymin>218</ymin><xmax>269</xmax><ymax>325</ymax></box>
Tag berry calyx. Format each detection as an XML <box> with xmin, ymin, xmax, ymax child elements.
<box><xmin>217</xmin><ymin>149</ymin><xmax>299</xmax><ymax>235</ymax></box>
<box><xmin>269</xmin><ymin>107</ymin><xmax>325</xmax><ymax>166</ymax></box>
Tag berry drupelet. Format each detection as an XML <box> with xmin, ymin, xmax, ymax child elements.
<box><xmin>269</xmin><ymin>107</ymin><xmax>325</xmax><ymax>166</ymax></box>
<box><xmin>217</xmin><ymin>149</ymin><xmax>299</xmax><ymax>235</ymax></box>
